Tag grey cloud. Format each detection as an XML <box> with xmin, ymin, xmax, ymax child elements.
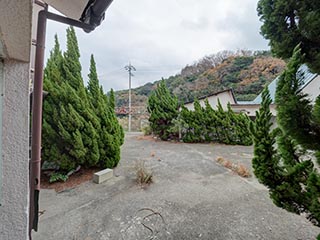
<box><xmin>180</xmin><ymin>17</ymin><xmax>209</xmax><ymax>30</ymax></box>
<box><xmin>44</xmin><ymin>0</ymin><xmax>269</xmax><ymax>92</ymax></box>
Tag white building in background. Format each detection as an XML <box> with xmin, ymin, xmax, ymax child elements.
<box><xmin>183</xmin><ymin>65</ymin><xmax>320</xmax><ymax>120</ymax></box>
<box><xmin>232</xmin><ymin>64</ymin><xmax>320</xmax><ymax>118</ymax></box>
<box><xmin>184</xmin><ymin>88</ymin><xmax>236</xmax><ymax>111</ymax></box>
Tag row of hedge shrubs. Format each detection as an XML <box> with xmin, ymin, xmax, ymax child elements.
<box><xmin>147</xmin><ymin>81</ymin><xmax>252</xmax><ymax>145</ymax></box>
<box><xmin>179</xmin><ymin>100</ymin><xmax>252</xmax><ymax>145</ymax></box>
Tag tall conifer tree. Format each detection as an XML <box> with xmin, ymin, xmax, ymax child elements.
<box><xmin>257</xmin><ymin>0</ymin><xmax>320</xmax><ymax>72</ymax></box>
<box><xmin>251</xmin><ymin>47</ymin><xmax>320</xmax><ymax>229</ymax></box>
<box><xmin>109</xmin><ymin>88</ymin><xmax>115</xmax><ymax>110</ymax></box>
<box><xmin>42</xmin><ymin>35</ymin><xmax>64</xmax><ymax>166</ymax></box>
<box><xmin>147</xmin><ymin>81</ymin><xmax>179</xmax><ymax>140</ymax></box>
<box><xmin>87</xmin><ymin>54</ymin><xmax>124</xmax><ymax>168</ymax></box>
<box><xmin>43</xmin><ymin>28</ymin><xmax>100</xmax><ymax>170</ymax></box>
<box><xmin>60</xmin><ymin>27</ymin><xmax>100</xmax><ymax>169</ymax></box>
<box><xmin>43</xmin><ymin>28</ymin><xmax>124</xmax><ymax>172</ymax></box>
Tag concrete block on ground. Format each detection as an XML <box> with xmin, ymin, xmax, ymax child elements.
<box><xmin>93</xmin><ymin>168</ymin><xmax>113</xmax><ymax>184</ymax></box>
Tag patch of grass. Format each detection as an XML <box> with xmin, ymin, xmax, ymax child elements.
<box><xmin>135</xmin><ymin>160</ymin><xmax>153</xmax><ymax>186</ymax></box>
<box><xmin>142</xmin><ymin>125</ymin><xmax>152</xmax><ymax>136</ymax></box>
<box><xmin>49</xmin><ymin>172</ymin><xmax>68</xmax><ymax>183</ymax></box>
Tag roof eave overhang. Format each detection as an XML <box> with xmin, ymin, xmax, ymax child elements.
<box><xmin>42</xmin><ymin>0</ymin><xmax>113</xmax><ymax>32</ymax></box>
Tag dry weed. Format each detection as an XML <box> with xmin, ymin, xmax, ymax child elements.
<box><xmin>135</xmin><ymin>160</ymin><xmax>153</xmax><ymax>185</ymax></box>
<box><xmin>216</xmin><ymin>156</ymin><xmax>224</xmax><ymax>164</ymax></box>
<box><xmin>216</xmin><ymin>157</ymin><xmax>251</xmax><ymax>178</ymax></box>
<box><xmin>136</xmin><ymin>135</ymin><xmax>155</xmax><ymax>141</ymax></box>
<box><xmin>223</xmin><ymin>160</ymin><xmax>233</xmax><ymax>169</ymax></box>
<box><xmin>236</xmin><ymin>164</ymin><xmax>251</xmax><ymax>178</ymax></box>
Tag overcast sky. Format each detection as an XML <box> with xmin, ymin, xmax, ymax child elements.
<box><xmin>45</xmin><ymin>0</ymin><xmax>269</xmax><ymax>92</ymax></box>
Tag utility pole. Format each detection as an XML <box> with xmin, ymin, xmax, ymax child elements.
<box><xmin>125</xmin><ymin>62</ymin><xmax>136</xmax><ymax>132</ymax></box>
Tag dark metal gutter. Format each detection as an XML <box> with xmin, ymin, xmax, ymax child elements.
<box><xmin>80</xmin><ymin>0</ymin><xmax>113</xmax><ymax>32</ymax></box>
<box><xmin>29</xmin><ymin>1</ymin><xmax>113</xmax><ymax>237</ymax></box>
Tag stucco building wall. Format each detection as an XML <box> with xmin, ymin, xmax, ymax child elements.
<box><xmin>0</xmin><ymin>60</ymin><xmax>30</xmax><ymax>240</ymax></box>
<box><xmin>231</xmin><ymin>104</ymin><xmax>277</xmax><ymax>117</ymax></box>
<box><xmin>302</xmin><ymin>75</ymin><xmax>320</xmax><ymax>104</ymax></box>
<box><xmin>0</xmin><ymin>1</ymin><xmax>32</xmax><ymax>239</ymax></box>
<box><xmin>184</xmin><ymin>90</ymin><xmax>236</xmax><ymax>111</ymax></box>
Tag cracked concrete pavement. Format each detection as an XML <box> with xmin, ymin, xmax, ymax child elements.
<box><xmin>33</xmin><ymin>132</ymin><xmax>319</xmax><ymax>240</ymax></box>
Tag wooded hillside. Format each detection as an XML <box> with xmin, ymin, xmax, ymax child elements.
<box><xmin>115</xmin><ymin>50</ymin><xmax>286</xmax><ymax>109</ymax></box>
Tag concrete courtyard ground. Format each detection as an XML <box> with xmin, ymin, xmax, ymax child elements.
<box><xmin>33</xmin><ymin>132</ymin><xmax>319</xmax><ymax>240</ymax></box>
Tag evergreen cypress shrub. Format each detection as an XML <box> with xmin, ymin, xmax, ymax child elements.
<box><xmin>192</xmin><ymin>99</ymin><xmax>206</xmax><ymax>142</ymax></box>
<box><xmin>59</xmin><ymin>27</ymin><xmax>100</xmax><ymax>169</ymax></box>
<box><xmin>42</xmin><ymin>28</ymin><xmax>124</xmax><ymax>172</ymax></box>
<box><xmin>179</xmin><ymin>106</ymin><xmax>195</xmax><ymax>143</ymax></box>
<box><xmin>87</xmin><ymin>55</ymin><xmax>124</xmax><ymax>168</ymax></box>
<box><xmin>215</xmin><ymin>101</ymin><xmax>229</xmax><ymax>144</ymax></box>
<box><xmin>42</xmin><ymin>35</ymin><xmax>65</xmax><ymax>167</ymax></box>
<box><xmin>250</xmin><ymin>46</ymin><xmax>320</xmax><ymax>229</ymax></box>
<box><xmin>147</xmin><ymin>81</ymin><xmax>179</xmax><ymax>140</ymax></box>
<box><xmin>236</xmin><ymin>113</ymin><xmax>253</xmax><ymax>146</ymax></box>
<box><xmin>177</xmin><ymin>99</ymin><xmax>252</xmax><ymax>145</ymax></box>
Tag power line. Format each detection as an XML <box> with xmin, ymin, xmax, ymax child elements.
<box><xmin>98</xmin><ymin>65</ymin><xmax>183</xmax><ymax>76</ymax></box>
<box><xmin>135</xmin><ymin>69</ymin><xmax>181</xmax><ymax>73</ymax></box>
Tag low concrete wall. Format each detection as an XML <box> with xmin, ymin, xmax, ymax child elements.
<box><xmin>93</xmin><ymin>169</ymin><xmax>113</xmax><ymax>184</ymax></box>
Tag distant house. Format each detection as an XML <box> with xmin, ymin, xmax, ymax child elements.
<box><xmin>183</xmin><ymin>65</ymin><xmax>320</xmax><ymax>123</ymax></box>
<box><xmin>231</xmin><ymin>64</ymin><xmax>320</xmax><ymax>118</ymax></box>
<box><xmin>184</xmin><ymin>89</ymin><xmax>237</xmax><ymax>111</ymax></box>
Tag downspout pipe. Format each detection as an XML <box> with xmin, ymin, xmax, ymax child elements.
<box><xmin>29</xmin><ymin>9</ymin><xmax>96</xmax><ymax>239</ymax></box>
<box><xmin>29</xmin><ymin>9</ymin><xmax>47</xmax><ymax>237</ymax></box>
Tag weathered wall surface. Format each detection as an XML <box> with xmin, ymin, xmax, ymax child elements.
<box><xmin>0</xmin><ymin>60</ymin><xmax>30</xmax><ymax>240</ymax></box>
<box><xmin>0</xmin><ymin>1</ymin><xmax>32</xmax><ymax>239</ymax></box>
<box><xmin>0</xmin><ymin>0</ymin><xmax>32</xmax><ymax>61</ymax></box>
